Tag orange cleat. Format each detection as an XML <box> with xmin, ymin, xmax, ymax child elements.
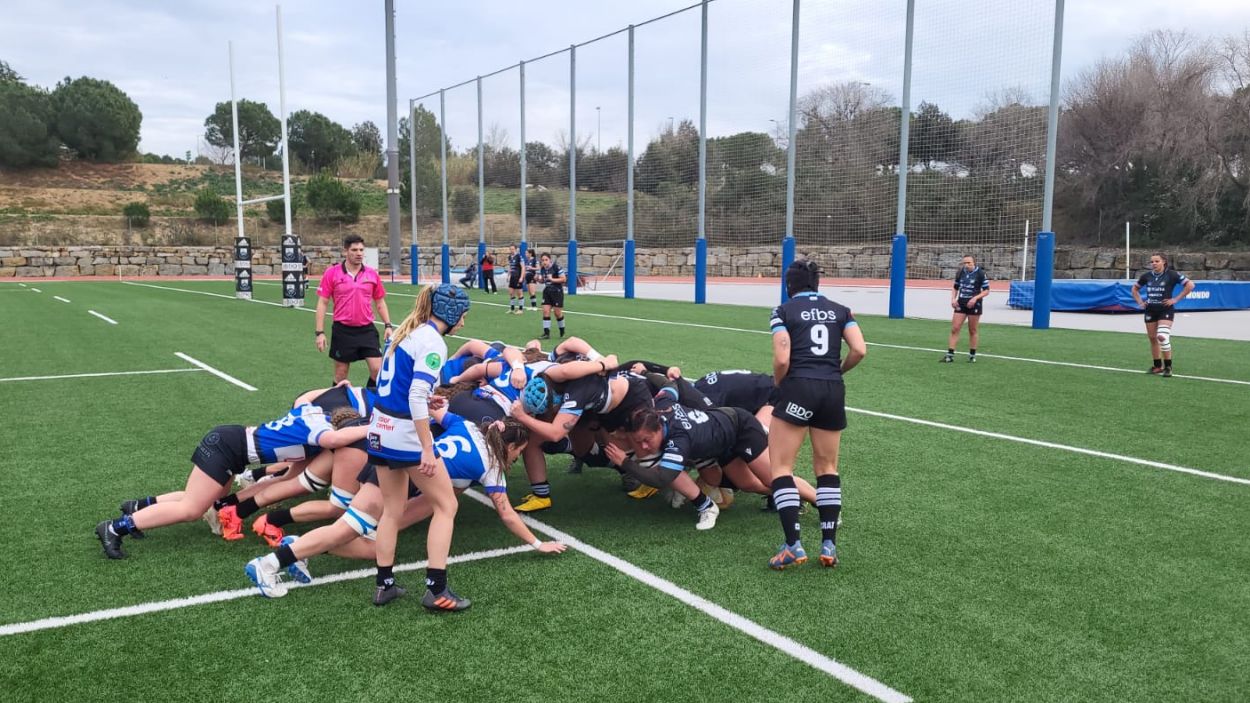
<box><xmin>218</xmin><ymin>505</ymin><xmax>244</xmax><ymax>541</ymax></box>
<box><xmin>251</xmin><ymin>513</ymin><xmax>285</xmax><ymax>548</ymax></box>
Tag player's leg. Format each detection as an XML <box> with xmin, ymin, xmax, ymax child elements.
<box><xmin>541</xmin><ymin>302</ymin><xmax>552</xmax><ymax>339</ymax></box>
<box><xmin>1145</xmin><ymin>319</ymin><xmax>1162</xmax><ymax>373</ymax></box>
<box><xmin>405</xmin><ymin>465</ymin><xmax>468</xmax><ymax>611</ymax></box>
<box><xmin>516</xmin><ymin>440</ymin><xmax>553</xmax><ymax>512</ymax></box>
<box><xmin>364</xmin><ymin>355</ymin><xmax>382</xmax><ymax>384</ymax></box>
<box><xmin>1157</xmin><ymin>320</ymin><xmax>1175</xmax><ymax>376</ymax></box>
<box><xmin>372</xmin><ymin>464</ymin><xmax>413</xmax><ymax>604</ymax></box>
<box><xmin>945</xmin><ymin>312</ymin><xmax>965</xmax><ymax>362</ymax></box>
<box><xmin>767</xmin><ymin>415</ymin><xmax>808</xmax><ymax>569</ymax></box>
<box><xmin>98</xmin><ymin>466</ymin><xmax>229</xmax><ymax>559</ymax></box>
<box><xmin>967</xmin><ymin>314</ymin><xmax>981</xmax><ymax>362</ymax></box>
<box><xmin>554</xmin><ymin>304</ymin><xmax>565</xmax><ymax>338</ymax></box>
<box><xmin>808</xmin><ymin>426</ymin><xmax>843</xmax><ymax>567</ymax></box>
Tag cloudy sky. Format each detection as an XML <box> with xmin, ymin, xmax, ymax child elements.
<box><xmin>5</xmin><ymin>0</ymin><xmax>1250</xmax><ymax>158</ymax></box>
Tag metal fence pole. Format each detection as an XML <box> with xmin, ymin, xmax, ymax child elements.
<box><xmin>568</xmin><ymin>45</ymin><xmax>579</xmax><ymax>295</ymax></box>
<box><xmin>889</xmin><ymin>0</ymin><xmax>915</xmax><ymax>319</ymax></box>
<box><xmin>519</xmin><ymin>60</ymin><xmax>528</xmax><ymax>257</ymax></box>
<box><xmin>694</xmin><ymin>0</ymin><xmax>709</xmax><ymax>304</ymax></box>
<box><xmin>1033</xmin><ymin>0</ymin><xmax>1065</xmax><ymax>330</ymax></box>
<box><xmin>625</xmin><ymin>24</ymin><xmax>636</xmax><ymax>300</ymax></box>
<box><xmin>780</xmin><ymin>0</ymin><xmax>799</xmax><ymax>303</ymax></box>
<box><xmin>439</xmin><ymin>89</ymin><xmax>450</xmax><ymax>283</ymax></box>
<box><xmin>477</xmin><ymin>76</ymin><xmax>486</xmax><ymax>289</ymax></box>
<box><xmin>384</xmin><ymin>0</ymin><xmax>401</xmax><ymax>285</ymax></box>
<box><xmin>408</xmin><ymin>98</ymin><xmax>418</xmax><ymax>285</ymax></box>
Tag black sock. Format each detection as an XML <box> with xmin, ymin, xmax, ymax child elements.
<box><xmin>247</xmin><ymin>467</ymin><xmax>268</xmax><ymax>481</ymax></box>
<box><xmin>771</xmin><ymin>475</ymin><xmax>802</xmax><ymax>547</ymax></box>
<box><xmin>1164</xmin><ymin>358</ymin><xmax>1172</xmax><ymax>369</ymax></box>
<box><xmin>816</xmin><ymin>474</ymin><xmax>842</xmax><ymax>544</ymax></box>
<box><xmin>213</xmin><ymin>493</ymin><xmax>240</xmax><ymax>510</ymax></box>
<box><xmin>1153</xmin><ymin>358</ymin><xmax>1163</xmax><ymax>368</ymax></box>
<box><xmin>693</xmin><ymin>495</ymin><xmax>713</xmax><ymax>513</ymax></box>
<box><xmin>275</xmin><ymin>543</ymin><xmax>298</xmax><ymax>568</ymax></box>
<box><xmin>969</xmin><ymin>348</ymin><xmax>976</xmax><ymax>357</ymax></box>
<box><xmin>236</xmin><ymin>497</ymin><xmax>260</xmax><ymax>519</ymax></box>
<box><xmin>267</xmin><ymin>508</ymin><xmax>294</xmax><ymax>527</ymax></box>
<box><xmin>139</xmin><ymin>496</ymin><xmax>158</xmax><ymax>509</ymax></box>
<box><xmin>376</xmin><ymin>564</ymin><xmax>394</xmax><ymax>588</ymax></box>
<box><xmin>425</xmin><ymin>567</ymin><xmax>447</xmax><ymax>594</ymax></box>
<box><xmin>531</xmin><ymin>482</ymin><xmax>551</xmax><ymax>498</ymax></box>
<box><xmin>946</xmin><ymin>348</ymin><xmax>955</xmax><ymax>356</ymax></box>
<box><xmin>543</xmin><ymin>316</ymin><xmax>551</xmax><ymax>332</ymax></box>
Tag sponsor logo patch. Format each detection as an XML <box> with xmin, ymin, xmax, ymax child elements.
<box><xmin>425</xmin><ymin>352</ymin><xmax>442</xmax><ymax>370</ymax></box>
<box><xmin>785</xmin><ymin>402</ymin><xmax>815</xmax><ymax>421</ymax></box>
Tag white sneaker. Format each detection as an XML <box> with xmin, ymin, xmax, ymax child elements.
<box><xmin>665</xmin><ymin>488</ymin><xmax>687</xmax><ymax>510</ymax></box>
<box><xmin>202</xmin><ymin>506</ymin><xmax>222</xmax><ymax>536</ymax></box>
<box><xmin>245</xmin><ymin>556</ymin><xmax>289</xmax><ymax>598</ymax></box>
<box><xmin>233</xmin><ymin>472</ymin><xmax>256</xmax><ymax>490</ymax></box>
<box><xmin>695</xmin><ymin>501</ymin><xmax>720</xmax><ymax>531</ymax></box>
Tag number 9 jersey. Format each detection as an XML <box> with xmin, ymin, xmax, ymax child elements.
<box><xmin>769</xmin><ymin>292</ymin><xmax>857</xmax><ymax>381</ymax></box>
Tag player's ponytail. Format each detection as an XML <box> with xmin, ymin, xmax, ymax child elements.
<box><xmin>385</xmin><ymin>286</ymin><xmax>435</xmax><ymax>360</ymax></box>
<box><xmin>628</xmin><ymin>406</ymin><xmax>662</xmax><ymax>434</ymax></box>
<box><xmin>479</xmin><ymin>417</ymin><xmax>529</xmax><ymax>477</ymax></box>
<box><xmin>330</xmin><ymin>407</ymin><xmax>362</xmax><ymax>429</ymax></box>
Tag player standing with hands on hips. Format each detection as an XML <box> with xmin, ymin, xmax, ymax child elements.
<box><xmin>942</xmin><ymin>254</ymin><xmax>990</xmax><ymax>363</ymax></box>
<box><xmin>767</xmin><ymin>259</ymin><xmax>866</xmax><ymax>570</ymax></box>
<box><xmin>537</xmin><ymin>252</ymin><xmax>567</xmax><ymax>340</ymax></box>
<box><xmin>1132</xmin><ymin>253</ymin><xmax>1194</xmax><ymax>377</ymax></box>
<box><xmin>314</xmin><ymin>235</ymin><xmax>393</xmax><ymax>386</ymax></box>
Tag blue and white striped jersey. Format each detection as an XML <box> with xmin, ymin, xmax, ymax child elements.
<box><xmin>435</xmin><ymin>412</ymin><xmax>507</xmax><ymax>494</ymax></box>
<box><xmin>252</xmin><ymin>404</ymin><xmax>332</xmax><ymax>463</ymax></box>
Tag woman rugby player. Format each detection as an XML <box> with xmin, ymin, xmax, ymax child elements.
<box><xmin>1131</xmin><ymin>253</ymin><xmax>1195</xmax><ymax>377</ymax></box>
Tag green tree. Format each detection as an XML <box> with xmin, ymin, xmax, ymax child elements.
<box><xmin>123</xmin><ymin>202</ymin><xmax>151</xmax><ymax>227</ymax></box>
<box><xmin>203</xmin><ymin>99</ymin><xmax>280</xmax><ymax>160</ymax></box>
<box><xmin>266</xmin><ymin>197</ymin><xmax>298</xmax><ymax>222</ymax></box>
<box><xmin>451</xmin><ymin>186</ymin><xmax>478</xmax><ymax>224</ymax></box>
<box><xmin>0</xmin><ymin>60</ymin><xmax>22</xmax><ymax>85</ymax></box>
<box><xmin>0</xmin><ymin>80</ymin><xmax>59</xmax><ymax>167</ymax></box>
<box><xmin>194</xmin><ymin>188</ymin><xmax>230</xmax><ymax>224</ymax></box>
<box><xmin>51</xmin><ymin>76</ymin><xmax>141</xmax><ymax>162</ymax></box>
<box><xmin>351</xmin><ymin>121</ymin><xmax>383</xmax><ymax>155</ymax></box>
<box><xmin>516</xmin><ymin>188</ymin><xmax>556</xmax><ymax>228</ymax></box>
<box><xmin>304</xmin><ymin>169</ymin><xmax>361</xmax><ymax>222</ymax></box>
<box><xmin>287</xmin><ymin>110</ymin><xmax>355</xmax><ymax>172</ymax></box>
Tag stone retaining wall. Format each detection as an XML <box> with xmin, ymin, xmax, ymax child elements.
<box><xmin>2</xmin><ymin>244</ymin><xmax>1248</xmax><ymax>280</ymax></box>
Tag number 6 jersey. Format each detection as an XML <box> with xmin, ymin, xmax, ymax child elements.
<box><xmin>769</xmin><ymin>292</ymin><xmax>857</xmax><ymax>381</ymax></box>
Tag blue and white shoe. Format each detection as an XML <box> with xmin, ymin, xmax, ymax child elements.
<box><xmin>245</xmin><ymin>556</ymin><xmax>288</xmax><ymax>598</ymax></box>
<box><xmin>768</xmin><ymin>542</ymin><xmax>807</xmax><ymax>570</ymax></box>
<box><xmin>819</xmin><ymin>540</ymin><xmax>838</xmax><ymax>568</ymax></box>
<box><xmin>279</xmin><ymin>535</ymin><xmax>312</xmax><ymax>584</ymax></box>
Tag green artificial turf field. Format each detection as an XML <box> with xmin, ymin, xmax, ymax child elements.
<box><xmin>1</xmin><ymin>278</ymin><xmax>1247</xmax><ymax>702</ymax></box>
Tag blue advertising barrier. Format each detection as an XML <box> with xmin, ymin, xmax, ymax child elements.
<box><xmin>1009</xmin><ymin>279</ymin><xmax>1250</xmax><ymax>312</ymax></box>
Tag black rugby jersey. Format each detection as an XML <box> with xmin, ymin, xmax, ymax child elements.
<box><xmin>694</xmin><ymin>370</ymin><xmax>774</xmax><ymax>413</ymax></box>
<box><xmin>769</xmin><ymin>292</ymin><xmax>857</xmax><ymax>381</ymax></box>
<box><xmin>1135</xmin><ymin>268</ymin><xmax>1189</xmax><ymax>305</ymax></box>
<box><xmin>954</xmin><ymin>266</ymin><xmax>990</xmax><ymax>301</ymax></box>
<box><xmin>540</xmin><ymin>262</ymin><xmax>564</xmax><ymax>291</ymax></box>
<box><xmin>653</xmin><ymin>389</ymin><xmax>736</xmax><ymax>470</ymax></box>
<box><xmin>508</xmin><ymin>252</ymin><xmax>524</xmax><ymax>274</ymax></box>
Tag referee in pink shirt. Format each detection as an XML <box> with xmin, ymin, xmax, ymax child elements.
<box><xmin>314</xmin><ymin>235</ymin><xmax>393</xmax><ymax>385</ymax></box>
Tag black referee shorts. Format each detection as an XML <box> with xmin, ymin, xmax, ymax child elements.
<box><xmin>192</xmin><ymin>425</ymin><xmax>250</xmax><ymax>485</ymax></box>
<box><xmin>330</xmin><ymin>321</ymin><xmax>381</xmax><ymax>363</ymax></box>
<box><xmin>771</xmin><ymin>377</ymin><xmax>847</xmax><ymax>431</ymax></box>
<box><xmin>542</xmin><ymin>287</ymin><xmax>564</xmax><ymax>308</ymax></box>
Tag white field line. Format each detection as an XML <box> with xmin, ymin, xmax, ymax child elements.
<box><xmin>88</xmin><ymin>310</ymin><xmax>118</xmax><ymax>325</ymax></box>
<box><xmin>463</xmin><ymin>490</ymin><xmax>911</xmax><ymax>703</ymax></box>
<box><xmin>174</xmin><ymin>352</ymin><xmax>258</xmax><ymax>391</ymax></box>
<box><xmin>0</xmin><ymin>368</ymin><xmax>202</xmax><ymax>383</ymax></box>
<box><xmin>0</xmin><ymin>545</ymin><xmax>531</xmax><ymax>638</ymax></box>
<box><xmin>18</xmin><ymin>283</ymin><xmax>26</xmax><ymax>287</ymax></box>
<box><xmin>849</xmin><ymin>407</ymin><xmax>1250</xmax><ymax>486</ymax></box>
<box><xmin>130</xmin><ymin>279</ymin><xmax>1247</xmax><ymax>485</ymax></box>
<box><xmin>30</xmin><ymin>287</ymin><xmax>42</xmax><ymax>293</ymax></box>
<box><xmin>54</xmin><ymin>295</ymin><xmax>71</xmax><ymax>303</ymax></box>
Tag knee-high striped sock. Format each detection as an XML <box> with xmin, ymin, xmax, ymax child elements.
<box><xmin>771</xmin><ymin>475</ymin><xmax>801</xmax><ymax>547</ymax></box>
<box><xmin>816</xmin><ymin>474</ymin><xmax>842</xmax><ymax>544</ymax></box>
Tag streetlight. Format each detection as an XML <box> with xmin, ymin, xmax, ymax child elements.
<box><xmin>596</xmin><ymin>106</ymin><xmax>601</xmax><ymax>153</ymax></box>
<box><xmin>667</xmin><ymin>116</ymin><xmax>674</xmax><ymax>132</ymax></box>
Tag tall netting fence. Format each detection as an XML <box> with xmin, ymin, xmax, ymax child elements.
<box><xmin>409</xmin><ymin>0</ymin><xmax>1058</xmax><ymax>285</ymax></box>
<box><xmin>904</xmin><ymin>0</ymin><xmax>1053</xmax><ymax>280</ymax></box>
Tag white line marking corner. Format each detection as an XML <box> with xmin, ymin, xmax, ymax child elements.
<box><xmin>175</xmin><ymin>352</ymin><xmax>258</xmax><ymax>391</ymax></box>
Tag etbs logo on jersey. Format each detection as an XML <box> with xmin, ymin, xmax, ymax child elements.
<box><xmin>785</xmin><ymin>402</ymin><xmax>814</xmax><ymax>421</ymax></box>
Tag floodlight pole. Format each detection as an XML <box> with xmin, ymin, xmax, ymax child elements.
<box><xmin>440</xmin><ymin>89</ymin><xmax>450</xmax><ymax>283</ymax></box>
<box><xmin>408</xmin><ymin>98</ymin><xmax>418</xmax><ymax>285</ymax></box>
<box><xmin>476</xmin><ymin>76</ymin><xmax>486</xmax><ymax>288</ymax></box>
<box><xmin>520</xmin><ymin>60</ymin><xmax>528</xmax><ymax>258</ymax></box>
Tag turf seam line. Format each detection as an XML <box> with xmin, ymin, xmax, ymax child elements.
<box><xmin>0</xmin><ymin>368</ymin><xmax>203</xmax><ymax>383</ymax></box>
<box><xmin>174</xmin><ymin>352</ymin><xmax>258</xmax><ymax>392</ymax></box>
<box><xmin>0</xmin><ymin>545</ymin><xmax>531</xmax><ymax>638</ymax></box>
<box><xmin>462</xmin><ymin>490</ymin><xmax>912</xmax><ymax>703</ymax></box>
<box><xmin>848</xmin><ymin>407</ymin><xmax>1250</xmax><ymax>486</ymax></box>
<box><xmin>88</xmin><ymin>310</ymin><xmax>118</xmax><ymax>325</ymax></box>
<box><xmin>368</xmin><ymin>286</ymin><xmax>1250</xmax><ymax>387</ymax></box>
